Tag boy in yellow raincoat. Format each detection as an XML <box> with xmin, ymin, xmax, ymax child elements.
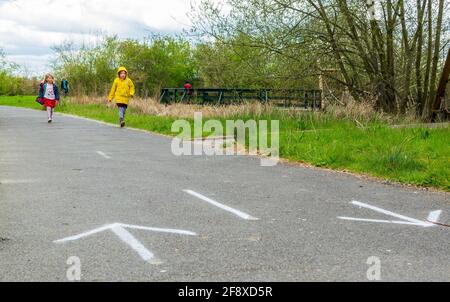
<box><xmin>108</xmin><ymin>67</ymin><xmax>135</xmax><ymax>128</ymax></box>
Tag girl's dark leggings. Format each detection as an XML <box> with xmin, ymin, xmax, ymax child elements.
<box><xmin>117</xmin><ymin>104</ymin><xmax>127</xmax><ymax>119</ymax></box>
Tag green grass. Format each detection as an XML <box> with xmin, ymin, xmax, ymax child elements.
<box><xmin>0</xmin><ymin>95</ymin><xmax>44</xmax><ymax>110</ymax></box>
<box><xmin>1</xmin><ymin>95</ymin><xmax>449</xmax><ymax>191</ymax></box>
<box><xmin>279</xmin><ymin>125</ymin><xmax>449</xmax><ymax>190</ymax></box>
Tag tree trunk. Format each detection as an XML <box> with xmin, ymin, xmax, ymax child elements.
<box><xmin>379</xmin><ymin>0</ymin><xmax>397</xmax><ymax>112</ymax></box>
<box><xmin>431</xmin><ymin>47</ymin><xmax>450</xmax><ymax>121</ymax></box>
<box><xmin>422</xmin><ymin>0</ymin><xmax>444</xmax><ymax>119</ymax></box>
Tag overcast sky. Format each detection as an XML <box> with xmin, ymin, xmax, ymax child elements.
<box><xmin>0</xmin><ymin>0</ymin><xmax>196</xmax><ymax>75</ymax></box>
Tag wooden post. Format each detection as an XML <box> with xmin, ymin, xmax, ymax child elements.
<box><xmin>159</xmin><ymin>90</ymin><xmax>166</xmax><ymax>103</ymax></box>
<box><xmin>319</xmin><ymin>72</ymin><xmax>324</xmax><ymax>109</ymax></box>
<box><xmin>432</xmin><ymin>48</ymin><xmax>450</xmax><ymax>120</ymax></box>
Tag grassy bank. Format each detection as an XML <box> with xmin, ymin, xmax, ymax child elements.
<box><xmin>1</xmin><ymin>95</ymin><xmax>449</xmax><ymax>191</ymax></box>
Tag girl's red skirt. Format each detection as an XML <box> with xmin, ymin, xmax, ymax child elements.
<box><xmin>42</xmin><ymin>98</ymin><xmax>58</xmax><ymax>108</ymax></box>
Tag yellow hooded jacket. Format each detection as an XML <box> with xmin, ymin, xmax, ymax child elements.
<box><xmin>108</xmin><ymin>67</ymin><xmax>135</xmax><ymax>105</ymax></box>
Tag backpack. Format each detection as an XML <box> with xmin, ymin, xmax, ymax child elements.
<box><xmin>36</xmin><ymin>83</ymin><xmax>44</xmax><ymax>104</ymax></box>
<box><xmin>35</xmin><ymin>97</ymin><xmax>44</xmax><ymax>105</ymax></box>
<box><xmin>61</xmin><ymin>80</ymin><xmax>69</xmax><ymax>91</ymax></box>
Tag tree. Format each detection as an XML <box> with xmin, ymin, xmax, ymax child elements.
<box><xmin>0</xmin><ymin>48</ymin><xmax>31</xmax><ymax>96</ymax></box>
<box><xmin>190</xmin><ymin>0</ymin><xmax>450</xmax><ymax>118</ymax></box>
<box><xmin>53</xmin><ymin>35</ymin><xmax>196</xmax><ymax>97</ymax></box>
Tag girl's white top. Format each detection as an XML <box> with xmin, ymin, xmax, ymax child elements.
<box><xmin>44</xmin><ymin>84</ymin><xmax>56</xmax><ymax>100</ymax></box>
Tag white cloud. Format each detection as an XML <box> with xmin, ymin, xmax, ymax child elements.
<box><xmin>0</xmin><ymin>0</ymin><xmax>194</xmax><ymax>75</ymax></box>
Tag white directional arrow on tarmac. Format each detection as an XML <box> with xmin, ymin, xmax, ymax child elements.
<box><xmin>338</xmin><ymin>201</ymin><xmax>442</xmax><ymax>228</ymax></box>
<box><xmin>54</xmin><ymin>223</ymin><xmax>197</xmax><ymax>263</ymax></box>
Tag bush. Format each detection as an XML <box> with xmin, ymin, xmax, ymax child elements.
<box><xmin>53</xmin><ymin>35</ymin><xmax>196</xmax><ymax>98</ymax></box>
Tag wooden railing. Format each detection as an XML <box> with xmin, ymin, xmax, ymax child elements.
<box><xmin>159</xmin><ymin>88</ymin><xmax>322</xmax><ymax>109</ymax></box>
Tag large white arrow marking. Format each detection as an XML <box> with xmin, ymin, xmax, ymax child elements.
<box><xmin>338</xmin><ymin>201</ymin><xmax>442</xmax><ymax>228</ymax></box>
<box><xmin>54</xmin><ymin>223</ymin><xmax>197</xmax><ymax>263</ymax></box>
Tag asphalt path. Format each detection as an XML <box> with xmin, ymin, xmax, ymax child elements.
<box><xmin>0</xmin><ymin>106</ymin><xmax>449</xmax><ymax>281</ymax></box>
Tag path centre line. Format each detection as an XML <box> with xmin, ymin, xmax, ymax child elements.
<box><xmin>183</xmin><ymin>189</ymin><xmax>259</xmax><ymax>221</ymax></box>
<box><xmin>0</xmin><ymin>179</ymin><xmax>39</xmax><ymax>184</ymax></box>
<box><xmin>96</xmin><ymin>151</ymin><xmax>112</xmax><ymax>159</ymax></box>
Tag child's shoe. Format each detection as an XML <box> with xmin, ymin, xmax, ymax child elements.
<box><xmin>120</xmin><ymin>118</ymin><xmax>125</xmax><ymax>128</ymax></box>
<box><xmin>48</xmin><ymin>119</ymin><xmax>52</xmax><ymax>123</ymax></box>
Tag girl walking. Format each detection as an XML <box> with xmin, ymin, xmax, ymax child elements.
<box><xmin>39</xmin><ymin>73</ymin><xmax>60</xmax><ymax>123</ymax></box>
<box><xmin>108</xmin><ymin>67</ymin><xmax>135</xmax><ymax>128</ymax></box>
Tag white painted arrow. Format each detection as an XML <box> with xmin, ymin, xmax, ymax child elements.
<box><xmin>427</xmin><ymin>210</ymin><xmax>443</xmax><ymax>224</ymax></box>
<box><xmin>338</xmin><ymin>201</ymin><xmax>442</xmax><ymax>228</ymax></box>
<box><xmin>54</xmin><ymin>223</ymin><xmax>197</xmax><ymax>263</ymax></box>
<box><xmin>184</xmin><ymin>189</ymin><xmax>259</xmax><ymax>221</ymax></box>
